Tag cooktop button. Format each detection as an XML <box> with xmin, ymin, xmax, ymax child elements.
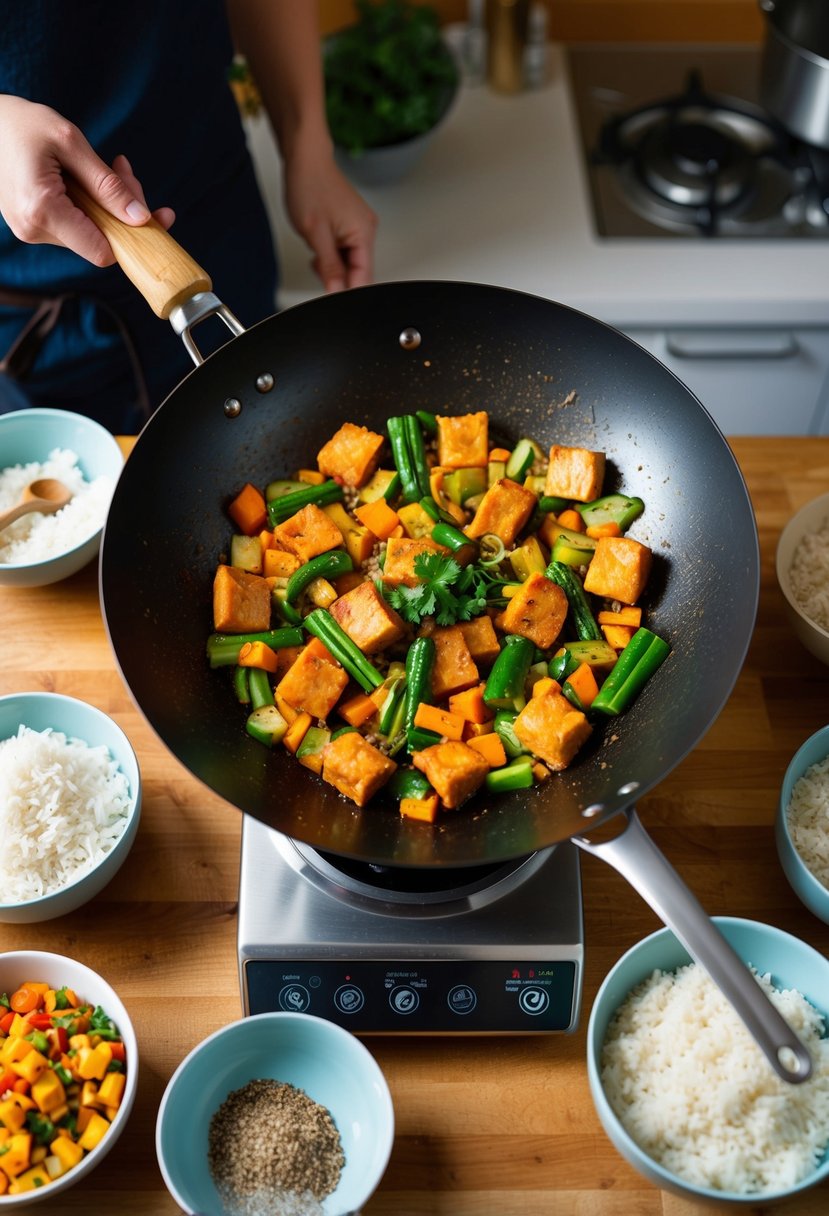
<box><xmin>447</xmin><ymin>984</ymin><xmax>477</xmax><ymax>1015</ymax></box>
<box><xmin>389</xmin><ymin>985</ymin><xmax>420</xmax><ymax>1015</ymax></box>
<box><xmin>334</xmin><ymin>984</ymin><xmax>365</xmax><ymax>1015</ymax></box>
<box><xmin>518</xmin><ymin>986</ymin><xmax>549</xmax><ymax>1016</ymax></box>
<box><xmin>278</xmin><ymin>983</ymin><xmax>310</xmax><ymax>1013</ymax></box>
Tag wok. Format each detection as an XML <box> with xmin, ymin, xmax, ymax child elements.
<box><xmin>87</xmin><ymin>195</ymin><xmax>808</xmax><ymax>1082</ymax></box>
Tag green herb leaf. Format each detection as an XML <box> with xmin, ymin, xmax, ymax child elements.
<box><xmin>381</xmin><ymin>552</ymin><xmax>495</xmax><ymax>627</ymax></box>
<box><xmin>26</xmin><ymin>1111</ymin><xmax>56</xmax><ymax>1146</ymax></box>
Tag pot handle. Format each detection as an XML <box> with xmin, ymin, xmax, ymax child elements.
<box><xmin>574</xmin><ymin>808</ymin><xmax>813</xmax><ymax>1084</ymax></box>
<box><xmin>65</xmin><ymin>181</ymin><xmax>245</xmax><ymax>365</ymax></box>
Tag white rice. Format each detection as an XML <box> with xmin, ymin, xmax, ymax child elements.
<box><xmin>600</xmin><ymin>961</ymin><xmax>829</xmax><ymax>1194</ymax></box>
<box><xmin>0</xmin><ymin>448</ymin><xmax>114</xmax><ymax>566</ymax></box>
<box><xmin>0</xmin><ymin>724</ymin><xmax>132</xmax><ymax>904</ymax></box>
<box><xmin>789</xmin><ymin>514</ymin><xmax>829</xmax><ymax>632</ymax></box>
<box><xmin>787</xmin><ymin>755</ymin><xmax>829</xmax><ymax>889</ymax></box>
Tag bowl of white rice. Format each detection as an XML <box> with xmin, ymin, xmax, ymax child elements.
<box><xmin>0</xmin><ymin>692</ymin><xmax>141</xmax><ymax>923</ymax></box>
<box><xmin>777</xmin><ymin>724</ymin><xmax>829</xmax><ymax>926</ymax></box>
<box><xmin>0</xmin><ymin>408</ymin><xmax>123</xmax><ymax>588</ymax></box>
<box><xmin>587</xmin><ymin>916</ymin><xmax>829</xmax><ymax>1204</ymax></box>
<box><xmin>776</xmin><ymin>491</ymin><xmax>829</xmax><ymax>667</ymax></box>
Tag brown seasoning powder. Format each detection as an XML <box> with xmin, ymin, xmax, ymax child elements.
<box><xmin>208</xmin><ymin>1078</ymin><xmax>345</xmax><ymax>1215</ymax></box>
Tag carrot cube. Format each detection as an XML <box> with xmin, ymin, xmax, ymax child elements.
<box><xmin>413</xmin><ymin>703</ymin><xmax>466</xmax><ymax>741</ymax></box>
<box><xmin>465</xmin><ymin>732</ymin><xmax>507</xmax><ymax>768</ymax></box>
<box><xmin>283</xmin><ymin>711</ymin><xmax>313</xmax><ymax>754</ymax></box>
<box><xmin>338</xmin><ymin>692</ymin><xmax>380</xmax><ymax>728</ymax></box>
<box><xmin>237</xmin><ymin>641</ymin><xmax>279</xmax><ymax>673</ymax></box>
<box><xmin>448</xmin><ymin>683</ymin><xmax>493</xmax><ymax>724</ymax></box>
<box><xmin>601</xmin><ymin>624</ymin><xmax>636</xmax><ymax>650</ymax></box>
<box><xmin>228</xmin><ymin>483</ymin><xmax>267</xmax><ymax>535</ymax></box>
<box><xmin>354</xmin><ymin>498</ymin><xmax>401</xmax><ymax>540</ymax></box>
<box><xmin>400</xmin><ymin>794</ymin><xmax>440</xmax><ymax>823</ymax></box>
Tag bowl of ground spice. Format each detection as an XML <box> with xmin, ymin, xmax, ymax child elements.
<box><xmin>155</xmin><ymin>1011</ymin><xmax>394</xmax><ymax>1216</ymax></box>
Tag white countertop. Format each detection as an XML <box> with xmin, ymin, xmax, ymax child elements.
<box><xmin>247</xmin><ymin>44</ymin><xmax>829</xmax><ymax>329</ymax></box>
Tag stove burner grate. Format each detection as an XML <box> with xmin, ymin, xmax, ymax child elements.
<box><xmin>595</xmin><ymin>68</ymin><xmax>810</xmax><ymax>236</ymax></box>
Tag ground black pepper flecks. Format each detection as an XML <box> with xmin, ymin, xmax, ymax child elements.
<box><xmin>207</xmin><ymin>1078</ymin><xmax>345</xmax><ymax>1216</ymax></box>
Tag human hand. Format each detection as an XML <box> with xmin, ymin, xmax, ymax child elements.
<box><xmin>0</xmin><ymin>95</ymin><xmax>175</xmax><ymax>267</ymax></box>
<box><xmin>282</xmin><ymin>147</ymin><xmax>378</xmax><ymax>292</ymax></box>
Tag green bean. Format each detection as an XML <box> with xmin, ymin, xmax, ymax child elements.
<box><xmin>591</xmin><ymin>628</ymin><xmax>670</xmax><ymax>717</ymax></box>
<box><xmin>404</xmin><ymin>636</ymin><xmax>435</xmax><ymax>729</ymax></box>
<box><xmin>387</xmin><ymin>416</ymin><xmax>420</xmax><ymax>503</ymax></box>
<box><xmin>403</xmin><ymin>413</ymin><xmax>431</xmax><ymax>499</ymax></box>
<box><xmin>248</xmin><ymin>666</ymin><xmax>274</xmax><ymax>709</ymax></box>
<box><xmin>483</xmin><ymin>635</ymin><xmax>535</xmax><ymax>711</ymax></box>
<box><xmin>285</xmin><ymin>550</ymin><xmax>353</xmax><ymax>604</ymax></box>
<box><xmin>266</xmin><ymin>479</ymin><xmax>343</xmax><ymax>526</ymax></box>
<box><xmin>303</xmin><ymin>609</ymin><xmax>384</xmax><ymax>692</ymax></box>
<box><xmin>206</xmin><ymin>627</ymin><xmax>304</xmax><ymax>667</ymax></box>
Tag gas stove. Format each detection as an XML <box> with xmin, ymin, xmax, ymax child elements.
<box><xmin>238</xmin><ymin>817</ymin><xmax>584</xmax><ymax>1035</ymax></box>
<box><xmin>566</xmin><ymin>43</ymin><xmax>829</xmax><ymax>239</ymax></box>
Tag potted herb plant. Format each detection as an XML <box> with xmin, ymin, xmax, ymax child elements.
<box><xmin>324</xmin><ymin>0</ymin><xmax>460</xmax><ymax>186</ymax></box>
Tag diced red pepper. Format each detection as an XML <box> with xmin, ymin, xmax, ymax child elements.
<box><xmin>27</xmin><ymin>1013</ymin><xmax>53</xmax><ymax>1031</ymax></box>
<box><xmin>0</xmin><ymin>1010</ymin><xmax>14</xmax><ymax>1035</ymax></box>
<box><xmin>0</xmin><ymin>1067</ymin><xmax>16</xmax><ymax>1096</ymax></box>
<box><xmin>108</xmin><ymin>1041</ymin><xmax>126</xmax><ymax>1064</ymax></box>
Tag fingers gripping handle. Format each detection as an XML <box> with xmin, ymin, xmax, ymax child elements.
<box><xmin>65</xmin><ymin>180</ymin><xmax>212</xmax><ymax>319</ymax></box>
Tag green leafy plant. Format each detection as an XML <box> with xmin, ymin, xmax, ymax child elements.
<box><xmin>324</xmin><ymin>0</ymin><xmax>459</xmax><ymax>155</ymax></box>
<box><xmin>380</xmin><ymin>552</ymin><xmax>505</xmax><ymax>628</ymax></box>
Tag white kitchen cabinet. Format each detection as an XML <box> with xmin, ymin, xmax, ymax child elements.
<box><xmin>619</xmin><ymin>326</ymin><xmax>829</xmax><ymax>436</ymax></box>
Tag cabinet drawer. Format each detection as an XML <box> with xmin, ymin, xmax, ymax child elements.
<box><xmin>622</xmin><ymin>326</ymin><xmax>829</xmax><ymax>435</ymax></box>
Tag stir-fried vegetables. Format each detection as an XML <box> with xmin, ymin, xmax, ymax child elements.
<box><xmin>210</xmin><ymin>411</ymin><xmax>670</xmax><ymax>822</ymax></box>
<box><xmin>0</xmin><ymin>983</ymin><xmax>126</xmax><ymax>1195</ymax></box>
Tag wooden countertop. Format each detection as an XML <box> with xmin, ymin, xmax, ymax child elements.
<box><xmin>2</xmin><ymin>436</ymin><xmax>828</xmax><ymax>1216</ymax></box>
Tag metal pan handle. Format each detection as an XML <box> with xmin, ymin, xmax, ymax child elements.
<box><xmin>65</xmin><ymin>181</ymin><xmax>244</xmax><ymax>365</ymax></box>
<box><xmin>574</xmin><ymin>808</ymin><xmax>813</xmax><ymax>1084</ymax></box>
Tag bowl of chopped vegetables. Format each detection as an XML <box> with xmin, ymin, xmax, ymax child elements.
<box><xmin>156</xmin><ymin>1010</ymin><xmax>394</xmax><ymax>1216</ymax></box>
<box><xmin>0</xmin><ymin>692</ymin><xmax>141</xmax><ymax>923</ymax></box>
<box><xmin>776</xmin><ymin>490</ymin><xmax>829</xmax><ymax>668</ymax></box>
<box><xmin>587</xmin><ymin>917</ymin><xmax>829</xmax><ymax>1205</ymax></box>
<box><xmin>0</xmin><ymin>408</ymin><xmax>123</xmax><ymax>588</ymax></box>
<box><xmin>0</xmin><ymin>950</ymin><xmax>137</xmax><ymax>1204</ymax></box>
<box><xmin>776</xmin><ymin>724</ymin><xmax>829</xmax><ymax>926</ymax></box>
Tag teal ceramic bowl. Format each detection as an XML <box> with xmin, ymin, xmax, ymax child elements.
<box><xmin>0</xmin><ymin>950</ymin><xmax>138</xmax><ymax>1207</ymax></box>
<box><xmin>587</xmin><ymin>917</ymin><xmax>829</xmax><ymax>1205</ymax></box>
<box><xmin>156</xmin><ymin>1012</ymin><xmax>394</xmax><ymax>1216</ymax></box>
<box><xmin>0</xmin><ymin>692</ymin><xmax>141</xmax><ymax>922</ymax></box>
<box><xmin>0</xmin><ymin>408</ymin><xmax>123</xmax><ymax>587</ymax></box>
<box><xmin>777</xmin><ymin>725</ymin><xmax>829</xmax><ymax>925</ymax></box>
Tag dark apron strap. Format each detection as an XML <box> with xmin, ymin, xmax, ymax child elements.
<box><xmin>0</xmin><ymin>284</ymin><xmax>152</xmax><ymax>422</ymax></box>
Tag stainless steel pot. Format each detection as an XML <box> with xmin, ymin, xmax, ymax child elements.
<box><xmin>760</xmin><ymin>0</ymin><xmax>829</xmax><ymax>148</ymax></box>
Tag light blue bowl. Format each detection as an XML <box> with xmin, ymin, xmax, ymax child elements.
<box><xmin>156</xmin><ymin>1012</ymin><xmax>394</xmax><ymax>1216</ymax></box>
<box><xmin>0</xmin><ymin>692</ymin><xmax>141</xmax><ymax>922</ymax></box>
<box><xmin>587</xmin><ymin>917</ymin><xmax>829</xmax><ymax>1205</ymax></box>
<box><xmin>0</xmin><ymin>407</ymin><xmax>123</xmax><ymax>587</ymax></box>
<box><xmin>777</xmin><ymin>725</ymin><xmax>829</xmax><ymax>925</ymax></box>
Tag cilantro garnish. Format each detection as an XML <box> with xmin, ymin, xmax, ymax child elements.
<box><xmin>381</xmin><ymin>552</ymin><xmax>501</xmax><ymax>627</ymax></box>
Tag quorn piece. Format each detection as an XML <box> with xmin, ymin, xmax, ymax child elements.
<box><xmin>317</xmin><ymin>421</ymin><xmax>385</xmax><ymax>488</ymax></box>
<box><xmin>583</xmin><ymin>535</ymin><xmax>653</xmax><ymax>605</ymax></box>
<box><xmin>495</xmin><ymin>571</ymin><xmax>569</xmax><ymax>649</ymax></box>
<box><xmin>274</xmin><ymin>503</ymin><xmax>345</xmax><ymax>564</ymax></box>
<box><xmin>412</xmin><ymin>741</ymin><xmax>490</xmax><ymax>808</ymax></box>
<box><xmin>329</xmin><ymin>580</ymin><xmax>408</xmax><ymax>654</ymax></box>
<box><xmin>381</xmin><ymin>536</ymin><xmax>444</xmax><ymax>587</ymax></box>
<box><xmin>430</xmin><ymin>624</ymin><xmax>480</xmax><ymax>699</ymax></box>
<box><xmin>514</xmin><ymin>685</ymin><xmax>592</xmax><ymax>770</ymax></box>
<box><xmin>436</xmin><ymin>411</ymin><xmax>489</xmax><ymax>468</ymax></box>
<box><xmin>276</xmin><ymin>646</ymin><xmax>349</xmax><ymax>719</ymax></box>
<box><xmin>465</xmin><ymin>477</ymin><xmax>537</xmax><ymax>547</ymax></box>
<box><xmin>545</xmin><ymin>444</ymin><xmax>606</xmax><ymax>502</ymax></box>
<box><xmin>213</xmin><ymin>565</ymin><xmax>271</xmax><ymax>633</ymax></box>
<box><xmin>322</xmin><ymin>730</ymin><xmax>398</xmax><ymax>806</ymax></box>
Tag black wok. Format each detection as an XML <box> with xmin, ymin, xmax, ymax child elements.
<box><xmin>89</xmin><ymin>198</ymin><xmax>808</xmax><ymax>1081</ymax></box>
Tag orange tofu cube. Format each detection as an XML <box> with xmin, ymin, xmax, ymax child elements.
<box><xmin>213</xmin><ymin>565</ymin><xmax>271</xmax><ymax>633</ymax></box>
<box><xmin>494</xmin><ymin>572</ymin><xmax>568</xmax><ymax>650</ymax></box>
<box><xmin>317</xmin><ymin>422</ymin><xmax>385</xmax><ymax>488</ymax></box>
<box><xmin>436</xmin><ymin>412</ymin><xmax>489</xmax><ymax>469</ymax></box>
<box><xmin>412</xmin><ymin>741</ymin><xmax>489</xmax><ymax>809</ymax></box>
<box><xmin>381</xmin><ymin>536</ymin><xmax>443</xmax><ymax>587</ymax></box>
<box><xmin>457</xmin><ymin>615</ymin><xmax>501</xmax><ymax>668</ymax></box>
<box><xmin>583</xmin><ymin>536</ymin><xmax>653</xmax><ymax>605</ymax></box>
<box><xmin>544</xmin><ymin>445</ymin><xmax>605</xmax><ymax>503</ymax></box>
<box><xmin>514</xmin><ymin>686</ymin><xmax>592</xmax><ymax>771</ymax></box>
<box><xmin>274</xmin><ymin>503</ymin><xmax>344</xmax><ymax>564</ymax></box>
<box><xmin>276</xmin><ymin>647</ymin><xmax>349</xmax><ymax>719</ymax></box>
<box><xmin>465</xmin><ymin>478</ymin><xmax>537</xmax><ymax>547</ymax></box>
<box><xmin>322</xmin><ymin>731</ymin><xmax>397</xmax><ymax>806</ymax></box>
<box><xmin>329</xmin><ymin>580</ymin><xmax>407</xmax><ymax>654</ymax></box>
<box><xmin>430</xmin><ymin>624</ymin><xmax>480</xmax><ymax>699</ymax></box>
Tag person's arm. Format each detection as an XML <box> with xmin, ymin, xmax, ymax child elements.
<box><xmin>0</xmin><ymin>95</ymin><xmax>173</xmax><ymax>265</ymax></box>
<box><xmin>226</xmin><ymin>0</ymin><xmax>377</xmax><ymax>291</ymax></box>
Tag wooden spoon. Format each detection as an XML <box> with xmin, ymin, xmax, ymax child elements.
<box><xmin>0</xmin><ymin>478</ymin><xmax>74</xmax><ymax>533</ymax></box>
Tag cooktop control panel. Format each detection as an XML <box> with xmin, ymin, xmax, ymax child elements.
<box><xmin>238</xmin><ymin>821</ymin><xmax>584</xmax><ymax>1036</ymax></box>
<box><xmin>245</xmin><ymin>959</ymin><xmax>578</xmax><ymax>1034</ymax></box>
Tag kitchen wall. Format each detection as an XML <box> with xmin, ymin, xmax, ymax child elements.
<box><xmin>319</xmin><ymin>0</ymin><xmax>764</xmax><ymax>42</ymax></box>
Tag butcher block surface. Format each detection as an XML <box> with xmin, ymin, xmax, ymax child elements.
<box><xmin>1</xmin><ymin>435</ymin><xmax>828</xmax><ymax>1216</ymax></box>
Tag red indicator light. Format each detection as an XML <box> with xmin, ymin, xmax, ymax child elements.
<box><xmin>511</xmin><ymin>968</ymin><xmax>520</xmax><ymax>979</ymax></box>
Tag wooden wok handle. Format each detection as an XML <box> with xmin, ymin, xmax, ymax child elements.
<box><xmin>65</xmin><ymin>181</ymin><xmax>212</xmax><ymax>319</ymax></box>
